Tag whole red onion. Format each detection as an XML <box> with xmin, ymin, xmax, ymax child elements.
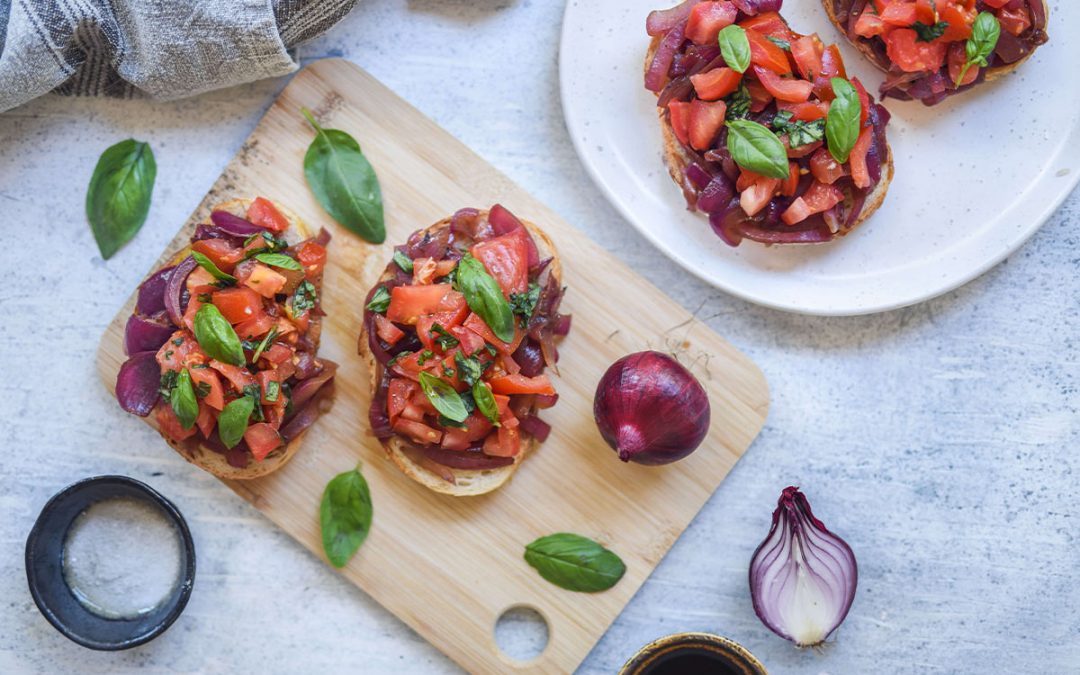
<box><xmin>592</xmin><ymin>351</ymin><xmax>710</xmax><ymax>465</ymax></box>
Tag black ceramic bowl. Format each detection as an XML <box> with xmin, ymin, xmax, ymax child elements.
<box><xmin>25</xmin><ymin>475</ymin><xmax>196</xmax><ymax>650</ymax></box>
<box><xmin>620</xmin><ymin>632</ymin><xmax>768</xmax><ymax>675</ymax></box>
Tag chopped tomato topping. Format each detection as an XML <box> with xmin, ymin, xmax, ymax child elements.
<box><xmin>745</xmin><ymin>79</ymin><xmax>774</xmax><ymax>112</ymax></box>
<box><xmin>195</xmin><ymin>401</ymin><xmax>215</xmax><ymax>439</ymax></box>
<box><xmin>392</xmin><ymin>418</ymin><xmax>443</xmax><ymax>446</ymax></box>
<box><xmin>854</xmin><ymin>10</ymin><xmax>887</xmax><ymax>38</ymax></box>
<box><xmin>685</xmin><ymin>1</ymin><xmax>737</xmax><ymax>45</ymax></box>
<box><xmin>471</xmin><ymin>229</ymin><xmax>529</xmax><ymax>296</ymax></box>
<box><xmin>484</xmin><ymin>423</ymin><xmax>521</xmax><ymax>458</ymax></box>
<box><xmin>776</xmin><ymin>100</ymin><xmax>828</xmax><ymax>121</ymax></box>
<box><xmin>256</xmin><ymin>370</ymin><xmax>282</xmax><ymax>405</ymax></box>
<box><xmin>739</xmin><ymin>176</ymin><xmax>781</xmax><ymax>217</ymax></box>
<box><xmin>809</xmin><ymin>147</ymin><xmax>848</xmax><ymax>184</ymax></box>
<box><xmin>246</xmin><ymin>197</ymin><xmax>289</xmax><ymax>233</ymax></box>
<box><xmin>212</xmin><ymin>287</ymin><xmax>263</xmax><ymax>325</ymax></box>
<box><xmin>688</xmin><ymin>99</ymin><xmax>727</xmax><ymax>151</ymax></box>
<box><xmin>242</xmin><ymin>263</ymin><xmax>287</xmax><ymax>299</ymax></box>
<box><xmin>745</xmin><ymin>28</ymin><xmax>792</xmax><ymax>75</ymax></box>
<box><xmin>849</xmin><ymin>126</ymin><xmax>875</xmax><ymax>189</ymax></box>
<box><xmin>186</xmin><ymin>266</ymin><xmax>217</xmax><ymax>295</ymax></box>
<box><xmin>235</xmin><ymin>313</ymin><xmax>275</xmax><ymax>340</ymax></box>
<box><xmin>779</xmin><ymin>162</ymin><xmax>800</xmax><ymax>197</ymax></box>
<box><xmin>789</xmin><ymin>35</ymin><xmax>824</xmax><ymax>81</ymax></box>
<box><xmin>997</xmin><ymin>6</ymin><xmax>1031</xmax><ymax>36</ymax></box>
<box><xmin>244</xmin><ymin>423</ymin><xmax>282</xmax><ymax>461</ymax></box>
<box><xmin>385</xmin><ymin>284</ymin><xmax>451</xmax><ymax>324</ymax></box>
<box><xmin>156</xmin><ymin>403</ymin><xmax>196</xmax><ymax>442</ymax></box>
<box><xmin>488</xmin><ymin>373</ymin><xmax>556</xmax><ymax>396</ymax></box>
<box><xmin>189</xmin><ymin>366</ymin><xmax>225</xmax><ymax>410</ymax></box>
<box><xmin>463</xmin><ymin>312</ymin><xmax>524</xmax><ymax>355</ymax></box>
<box><xmin>374</xmin><ymin>314</ymin><xmax>405</xmax><ymax>345</ymax></box>
<box><xmin>295</xmin><ymin>241</ymin><xmax>327</xmax><ymax>279</ymax></box>
<box><xmin>690</xmin><ymin>67</ymin><xmax>742</xmax><ymax>101</ymax></box>
<box><xmin>156</xmin><ymin>331</ymin><xmax>206</xmax><ymax>372</ymax></box>
<box><xmin>753</xmin><ymin>65</ymin><xmax>812</xmax><ymax>103</ymax></box>
<box><xmin>737</xmin><ymin>11</ymin><xmax>795</xmax><ymax>42</ymax></box>
<box><xmin>781</xmin><ymin>181</ymin><xmax>844</xmax><ymax>225</ymax></box>
<box><xmin>209</xmin><ymin>360</ymin><xmax>257</xmax><ymax>392</ymax></box>
<box><xmin>947</xmin><ymin>42</ymin><xmax>979</xmax><ymax>86</ymax></box>
<box><xmin>667</xmin><ymin>101</ymin><xmax>692</xmax><ymax>146</ymax></box>
<box><xmin>191</xmin><ymin>238</ymin><xmax>243</xmax><ymax>273</ymax></box>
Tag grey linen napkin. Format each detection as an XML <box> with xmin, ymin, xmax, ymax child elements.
<box><xmin>0</xmin><ymin>0</ymin><xmax>357</xmax><ymax>112</ymax></box>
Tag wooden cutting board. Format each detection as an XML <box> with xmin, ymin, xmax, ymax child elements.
<box><xmin>96</xmin><ymin>59</ymin><xmax>769</xmax><ymax>674</ymax></box>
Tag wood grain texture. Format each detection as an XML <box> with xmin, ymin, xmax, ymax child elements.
<box><xmin>95</xmin><ymin>60</ymin><xmax>769</xmax><ymax>675</ymax></box>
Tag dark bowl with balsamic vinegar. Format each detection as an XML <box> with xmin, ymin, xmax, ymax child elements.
<box><xmin>620</xmin><ymin>632</ymin><xmax>768</xmax><ymax>675</ymax></box>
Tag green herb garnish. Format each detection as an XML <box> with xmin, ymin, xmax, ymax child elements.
<box><xmin>430</xmin><ymin>323</ymin><xmax>459</xmax><ymax>351</ymax></box>
<box><xmin>392</xmin><ymin>250</ymin><xmax>414</xmax><ymax>274</ymax></box>
<box><xmin>772</xmin><ymin>110</ymin><xmax>826</xmax><ymax>148</ymax></box>
<box><xmin>218</xmin><ymin>395</ymin><xmax>255</xmax><ymax>449</ymax></box>
<box><xmin>913</xmin><ymin>21</ymin><xmax>949</xmax><ymax>42</ymax></box>
<box><xmin>956</xmin><ymin>12</ymin><xmax>1000</xmax><ymax>85</ymax></box>
<box><xmin>472</xmin><ymin>382</ymin><xmax>500</xmax><ymax>427</ymax></box>
<box><xmin>366</xmin><ymin>286</ymin><xmax>391</xmax><ymax>313</ymax></box>
<box><xmin>825</xmin><ymin>78</ymin><xmax>862</xmax><ymax>163</ymax></box>
<box><xmin>320</xmin><ymin>464</ymin><xmax>374</xmax><ymax>568</ymax></box>
<box><xmin>170</xmin><ymin>369</ymin><xmax>198</xmax><ymax>430</ymax></box>
<box><xmin>524</xmin><ymin>533</ymin><xmax>626</xmax><ymax>593</ymax></box>
<box><xmin>456</xmin><ymin>254</ymin><xmax>515</xmax><ymax>343</ymax></box>
<box><xmin>254</xmin><ymin>252</ymin><xmax>302</xmax><ymax>271</ymax></box>
<box><xmin>191</xmin><ymin>251</ymin><xmax>237</xmax><ymax>284</ymax></box>
<box><xmin>290</xmin><ymin>280</ymin><xmax>318</xmax><ymax>319</ymax></box>
<box><xmin>193</xmin><ymin>304</ymin><xmax>245</xmax><ymax>366</ymax></box>
<box><xmin>717</xmin><ymin>24</ymin><xmax>751</xmax><ymax>74</ymax></box>
<box><xmin>418</xmin><ymin>371</ymin><xmax>469</xmax><ymax>423</ymax></box>
<box><xmin>510</xmin><ymin>282</ymin><xmax>541</xmax><ymax>319</ymax></box>
<box><xmin>725</xmin><ymin>119</ymin><xmax>789</xmax><ymax>179</ymax></box>
<box><xmin>86</xmin><ymin>139</ymin><xmax>156</xmax><ymax>259</ymax></box>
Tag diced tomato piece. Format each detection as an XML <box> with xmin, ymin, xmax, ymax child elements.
<box><xmin>471</xmin><ymin>229</ymin><xmax>529</xmax><ymax>297</ymax></box>
<box><xmin>667</xmin><ymin>102</ymin><xmax>690</xmax><ymax>148</ymax></box>
<box><xmin>781</xmin><ymin>181</ymin><xmax>844</xmax><ymax>225</ymax></box>
<box><xmin>392</xmin><ymin>418</ymin><xmax>442</xmax><ymax>446</ymax></box>
<box><xmin>451</xmin><ymin>324</ymin><xmax>486</xmax><ymax>355</ymax></box>
<box><xmin>387</xmin><ymin>378</ymin><xmax>417</xmax><ymax>424</ymax></box>
<box><xmin>264</xmin><ymin>396</ymin><xmax>286</xmax><ymax>430</ymax></box>
<box><xmin>256</xmin><ymin>370</ymin><xmax>282</xmax><ymax>405</ymax></box>
<box><xmin>854</xmin><ymin>8</ymin><xmax>888</xmax><ymax>37</ymax></box>
<box><xmin>690</xmin><ymin>67</ymin><xmax>742</xmax><ymax>101</ymax></box>
<box><xmin>411</xmin><ymin>257</ymin><xmax>438</xmax><ymax>285</ymax></box>
<box><xmin>390</xmin><ymin>351</ymin><xmax>424</xmax><ymax>381</ymax></box>
<box><xmin>779</xmin><ymin>162</ymin><xmax>800</xmax><ymax>197</ymax></box>
<box><xmin>736</xmin><ymin>168</ymin><xmax>767</xmax><ymax>192</ymax></box>
<box><xmin>374</xmin><ymin>314</ymin><xmax>405</xmax><ymax>345</ymax></box>
<box><xmin>191</xmin><ymin>238</ymin><xmax>243</xmax><ymax>273</ymax></box>
<box><xmin>737</xmin><ymin>12</ymin><xmax>795</xmax><ymax>42</ymax></box>
<box><xmin>685</xmin><ymin>1</ymin><xmax>738</xmax><ymax>45</ymax></box>
<box><xmin>852</xmin><ymin>77</ymin><xmax>870</xmax><ymax>126</ymax></box>
<box><xmin>244</xmin><ymin>423</ymin><xmax>282</xmax><ymax>461</ymax></box>
<box><xmin>195</xmin><ymin>401</ymin><xmax>215</xmax><ymax>439</ymax></box>
<box><xmin>885</xmin><ymin>29</ymin><xmax>948</xmax><ymax>73</ymax></box>
<box><xmin>484</xmin><ymin>424</ymin><xmax>522</xmax><ymax>458</ymax></box>
<box><xmin>211</xmin><ymin>287</ymin><xmax>263</xmax><ymax>325</ymax></box>
<box><xmin>189</xmin><ymin>366</ymin><xmax>225</xmax><ymax>410</ymax></box>
<box><xmin>938</xmin><ymin>5</ymin><xmax>975</xmax><ymax>41</ymax></box>
<box><xmin>156</xmin><ymin>331</ymin><xmax>206</xmax><ymax>372</ymax></box>
<box><xmin>849</xmin><ymin>126</ymin><xmax>875</xmax><ymax>189</ymax></box>
<box><xmin>947</xmin><ymin>42</ymin><xmax>979</xmax><ymax>86</ymax></box>
<box><xmin>820</xmin><ymin>44</ymin><xmax>847</xmax><ymax>79</ymax></box>
<box><xmin>241</xmin><ymin>263</ymin><xmax>286</xmax><ymax>299</ymax></box>
<box><xmin>745</xmin><ymin>28</ymin><xmax>792</xmax><ymax>74</ymax></box>
<box><xmin>809</xmin><ymin>147</ymin><xmax>848</xmax><ymax>184</ymax></box>
<box><xmin>776</xmin><ymin>100</ymin><xmax>829</xmax><ymax>121</ymax></box>
<box><xmin>982</xmin><ymin>0</ymin><xmax>1010</xmax><ymax>7</ymax></box>
<box><xmin>441</xmin><ymin>413</ymin><xmax>495</xmax><ymax>450</ymax></box>
<box><xmin>998</xmin><ymin>6</ymin><xmax>1031</xmax><ymax>36</ymax></box>
<box><xmin>246</xmin><ymin>197</ymin><xmax>289</xmax><ymax>233</ymax></box>
<box><xmin>753</xmin><ymin>66</ymin><xmax>812</xmax><ymax>103</ymax></box>
<box><xmin>488</xmin><ymin>373</ymin><xmax>556</xmax><ymax>396</ymax></box>
<box><xmin>745</xmin><ymin>79</ymin><xmax>774</xmax><ymax>112</ymax></box>
<box><xmin>435</xmin><ymin>290</ymin><xmax>469</xmax><ymax>325</ymax></box>
<box><xmin>739</xmin><ymin>177</ymin><xmax>780</xmax><ymax>216</ymax></box>
<box><xmin>156</xmin><ymin>403</ymin><xmax>196</xmax><ymax>441</ymax></box>
<box><xmin>790</xmin><ymin>36</ymin><xmax>824</xmax><ymax>81</ymax></box>
<box><xmin>463</xmin><ymin>312</ymin><xmax>523</xmax><ymax>355</ymax></box>
<box><xmin>186</xmin><ymin>266</ymin><xmax>216</xmax><ymax>296</ymax></box>
<box><xmin>783</xmin><ymin>138</ymin><xmax>822</xmax><ymax>159</ymax></box>
<box><xmin>688</xmin><ymin>99</ymin><xmax>728</xmax><ymax>151</ymax></box>
<box><xmin>261</xmin><ymin>342</ymin><xmax>292</xmax><ymax>366</ymax></box>
<box><xmin>209</xmin><ymin>360</ymin><xmax>257</xmax><ymax>392</ymax></box>
<box><xmin>880</xmin><ymin>1</ymin><xmax>935</xmax><ymax>26</ymax></box>
<box><xmin>385</xmin><ymin>284</ymin><xmax>451</xmax><ymax>324</ymax></box>
<box><xmin>235</xmin><ymin>313</ymin><xmax>275</xmax><ymax>340</ymax></box>
<box><xmin>295</xmin><ymin>241</ymin><xmax>327</xmax><ymax>279</ymax></box>
<box><xmin>434</xmin><ymin>259</ymin><xmax>457</xmax><ymax>278</ymax></box>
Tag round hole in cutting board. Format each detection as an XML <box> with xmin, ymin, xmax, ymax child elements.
<box><xmin>494</xmin><ymin>605</ymin><xmax>549</xmax><ymax>663</ymax></box>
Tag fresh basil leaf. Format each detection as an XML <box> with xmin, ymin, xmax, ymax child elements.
<box><xmin>825</xmin><ymin>78</ymin><xmax>862</xmax><ymax>164</ymax></box>
<box><xmin>472</xmin><ymin>382</ymin><xmax>500</xmax><ymax>427</ymax></box>
<box><xmin>191</xmin><ymin>251</ymin><xmax>237</xmax><ymax>284</ymax></box>
<box><xmin>766</xmin><ymin>35</ymin><xmax>791</xmax><ymax>50</ymax></box>
<box><xmin>725</xmin><ymin>119</ymin><xmax>789</xmax><ymax>179</ymax></box>
<box><xmin>717</xmin><ymin>24</ymin><xmax>751</xmax><ymax>74</ymax></box>
<box><xmin>265</xmin><ymin>380</ymin><xmax>281</xmax><ymax>403</ymax></box>
<box><xmin>913</xmin><ymin>21</ymin><xmax>949</xmax><ymax>42</ymax></box>
<box><xmin>430</xmin><ymin>323</ymin><xmax>459</xmax><ymax>350</ymax></box>
<box><xmin>86</xmin><ymin>139</ymin><xmax>156</xmax><ymax>259</ymax></box>
<box><xmin>217</xmin><ymin>396</ymin><xmax>255</xmax><ymax>449</ymax></box>
<box><xmin>456</xmin><ymin>254</ymin><xmax>515</xmax><ymax>343</ymax></box>
<box><xmin>418</xmin><ymin>371</ymin><xmax>469</xmax><ymax>423</ymax></box>
<box><xmin>772</xmin><ymin>110</ymin><xmax>825</xmax><ymax>148</ymax></box>
<box><xmin>366</xmin><ymin>286</ymin><xmax>391</xmax><ymax>313</ymax></box>
<box><xmin>301</xmin><ymin>108</ymin><xmax>385</xmax><ymax>244</ymax></box>
<box><xmin>957</xmin><ymin>12</ymin><xmax>1000</xmax><ymax>84</ymax></box>
<box><xmin>170</xmin><ymin>369</ymin><xmax>198</xmax><ymax>430</ymax></box>
<box><xmin>254</xmin><ymin>252</ymin><xmax>302</xmax><ymax>271</ymax></box>
<box><xmin>159</xmin><ymin>370</ymin><xmax>179</xmax><ymax>398</ymax></box>
<box><xmin>320</xmin><ymin>465</ymin><xmax>373</xmax><ymax>568</ymax></box>
<box><xmin>250</xmin><ymin>327</ymin><xmax>279</xmax><ymax>364</ymax></box>
<box><xmin>510</xmin><ymin>282</ymin><xmax>541</xmax><ymax>319</ymax></box>
<box><xmin>241</xmin><ymin>384</ymin><xmax>265</xmax><ymax>422</ymax></box>
<box><xmin>417</xmin><ymin>349</ymin><xmax>435</xmax><ymax>366</ymax></box>
<box><xmin>290</xmin><ymin>280</ymin><xmax>318</xmax><ymax>319</ymax></box>
<box><xmin>454</xmin><ymin>351</ymin><xmax>485</xmax><ymax>386</ymax></box>
<box><xmin>193</xmin><ymin>304</ymin><xmax>245</xmax><ymax>366</ymax></box>
<box><xmin>393</xmin><ymin>250</ymin><xmax>414</xmax><ymax>274</ymax></box>
<box><xmin>524</xmin><ymin>533</ymin><xmax>626</xmax><ymax>593</ymax></box>
<box><xmin>724</xmin><ymin>83</ymin><xmax>751</xmax><ymax>120</ymax></box>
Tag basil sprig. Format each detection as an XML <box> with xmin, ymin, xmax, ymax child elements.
<box><xmin>254</xmin><ymin>252</ymin><xmax>302</xmax><ymax>271</ymax></box>
<box><xmin>320</xmin><ymin>464</ymin><xmax>374</xmax><ymax>568</ymax></box>
<box><xmin>301</xmin><ymin>108</ymin><xmax>385</xmax><ymax>244</ymax></box>
<box><xmin>191</xmin><ymin>251</ymin><xmax>237</xmax><ymax>284</ymax></box>
<box><xmin>217</xmin><ymin>395</ymin><xmax>255</xmax><ymax>449</ymax></box>
<box><xmin>956</xmin><ymin>12</ymin><xmax>1000</xmax><ymax>85</ymax></box>
<box><xmin>418</xmin><ymin>371</ymin><xmax>469</xmax><ymax>423</ymax></box>
<box><xmin>170</xmin><ymin>369</ymin><xmax>198</xmax><ymax>430</ymax></box>
<box><xmin>456</xmin><ymin>254</ymin><xmax>516</xmax><ymax>343</ymax></box>
<box><xmin>473</xmin><ymin>382</ymin><xmax>500</xmax><ymax>427</ymax></box>
<box><xmin>193</xmin><ymin>304</ymin><xmax>245</xmax><ymax>366</ymax></box>
<box><xmin>717</xmin><ymin>24</ymin><xmax>751</xmax><ymax>74</ymax></box>
<box><xmin>825</xmin><ymin>78</ymin><xmax>862</xmax><ymax>164</ymax></box>
<box><xmin>725</xmin><ymin>119</ymin><xmax>789</xmax><ymax>179</ymax></box>
<box><xmin>86</xmin><ymin>139</ymin><xmax>156</xmax><ymax>259</ymax></box>
<box><xmin>524</xmin><ymin>533</ymin><xmax>626</xmax><ymax>593</ymax></box>
<box><xmin>366</xmin><ymin>286</ymin><xmax>391</xmax><ymax>313</ymax></box>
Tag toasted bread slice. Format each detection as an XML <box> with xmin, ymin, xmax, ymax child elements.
<box><xmin>645</xmin><ymin>36</ymin><xmax>894</xmax><ymax>243</ymax></box>
<box><xmin>360</xmin><ymin>212</ymin><xmax>561</xmax><ymax>496</ymax></box>
<box><xmin>821</xmin><ymin>0</ymin><xmax>1049</xmax><ymax>86</ymax></box>
<box><xmin>158</xmin><ymin>198</ymin><xmax>330</xmax><ymax>480</ymax></box>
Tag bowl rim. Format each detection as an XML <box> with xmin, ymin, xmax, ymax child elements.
<box><xmin>619</xmin><ymin>631</ymin><xmax>768</xmax><ymax>675</ymax></box>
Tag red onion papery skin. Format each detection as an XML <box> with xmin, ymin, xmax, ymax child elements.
<box><xmin>593</xmin><ymin>351</ymin><xmax>710</xmax><ymax>466</ymax></box>
<box><xmin>749</xmin><ymin>486</ymin><xmax>857</xmax><ymax>648</ymax></box>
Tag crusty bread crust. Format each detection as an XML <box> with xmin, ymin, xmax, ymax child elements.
<box><xmin>645</xmin><ymin>35</ymin><xmax>894</xmax><ymax>243</ymax></box>
<box><xmin>359</xmin><ymin>212</ymin><xmax>561</xmax><ymax>496</ymax></box>
<box><xmin>820</xmin><ymin>0</ymin><xmax>1049</xmax><ymax>85</ymax></box>
<box><xmin>157</xmin><ymin>198</ymin><xmax>326</xmax><ymax>480</ymax></box>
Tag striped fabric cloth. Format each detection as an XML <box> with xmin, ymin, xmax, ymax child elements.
<box><xmin>0</xmin><ymin>0</ymin><xmax>357</xmax><ymax>112</ymax></box>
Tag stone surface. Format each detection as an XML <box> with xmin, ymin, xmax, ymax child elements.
<box><xmin>1</xmin><ymin>1</ymin><xmax>1077</xmax><ymax>673</ymax></box>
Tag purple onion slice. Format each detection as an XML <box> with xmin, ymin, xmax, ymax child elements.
<box><xmin>116</xmin><ymin>352</ymin><xmax>162</xmax><ymax>417</ymax></box>
<box><xmin>136</xmin><ymin>266</ymin><xmax>174</xmax><ymax>316</ymax></box>
<box><xmin>164</xmin><ymin>255</ymin><xmax>198</xmax><ymax>327</ymax></box>
<box><xmin>750</xmin><ymin>486</ymin><xmax>857</xmax><ymax>647</ymax></box>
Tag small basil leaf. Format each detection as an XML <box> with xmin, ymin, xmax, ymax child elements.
<box><xmin>250</xmin><ymin>327</ymin><xmax>279</xmax><ymax>364</ymax></box>
<box><xmin>217</xmin><ymin>395</ymin><xmax>255</xmax><ymax>449</ymax></box>
<box><xmin>193</xmin><ymin>304</ymin><xmax>246</xmax><ymax>366</ymax></box>
<box><xmin>393</xmin><ymin>250</ymin><xmax>414</xmax><ymax>274</ymax></box>
<box><xmin>717</xmin><ymin>24</ymin><xmax>751</xmax><ymax>74</ymax></box>
<box><xmin>509</xmin><ymin>282</ymin><xmax>541</xmax><ymax>319</ymax></box>
<box><xmin>472</xmin><ymin>382</ymin><xmax>500</xmax><ymax>427</ymax></box>
<box><xmin>524</xmin><ymin>533</ymin><xmax>626</xmax><ymax>593</ymax></box>
<box><xmin>418</xmin><ymin>371</ymin><xmax>469</xmax><ymax>423</ymax></box>
<box><xmin>254</xmin><ymin>252</ymin><xmax>302</xmax><ymax>271</ymax></box>
<box><xmin>454</xmin><ymin>351</ymin><xmax>485</xmax><ymax>386</ymax></box>
<box><xmin>366</xmin><ymin>286</ymin><xmax>391</xmax><ymax>313</ymax></box>
<box><xmin>302</xmin><ymin>108</ymin><xmax>385</xmax><ymax>244</ymax></box>
<box><xmin>456</xmin><ymin>254</ymin><xmax>515</xmax><ymax>343</ymax></box>
<box><xmin>320</xmin><ymin>465</ymin><xmax>374</xmax><ymax>568</ymax></box>
<box><xmin>170</xmin><ymin>368</ymin><xmax>198</xmax><ymax>430</ymax></box>
<box><xmin>191</xmin><ymin>251</ymin><xmax>237</xmax><ymax>283</ymax></box>
<box><xmin>86</xmin><ymin>139</ymin><xmax>156</xmax><ymax>259</ymax></box>
<box><xmin>825</xmin><ymin>78</ymin><xmax>862</xmax><ymax>164</ymax></box>
<box><xmin>725</xmin><ymin>119</ymin><xmax>789</xmax><ymax>179</ymax></box>
<box><xmin>957</xmin><ymin>12</ymin><xmax>1000</xmax><ymax>84</ymax></box>
<box><xmin>766</xmin><ymin>35</ymin><xmax>791</xmax><ymax>50</ymax></box>
<box><xmin>912</xmin><ymin>21</ymin><xmax>949</xmax><ymax>42</ymax></box>
<box><xmin>289</xmin><ymin>280</ymin><xmax>318</xmax><ymax>319</ymax></box>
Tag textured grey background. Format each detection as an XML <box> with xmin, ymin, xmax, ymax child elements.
<box><xmin>1</xmin><ymin>1</ymin><xmax>1078</xmax><ymax>673</ymax></box>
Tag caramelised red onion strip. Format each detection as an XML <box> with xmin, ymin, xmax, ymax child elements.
<box><xmin>289</xmin><ymin>362</ymin><xmax>337</xmax><ymax>410</ymax></box>
<box><xmin>645</xmin><ymin>22</ymin><xmax>686</xmax><ymax>93</ymax></box>
<box><xmin>164</xmin><ymin>255</ymin><xmax>198</xmax><ymax>327</ymax></box>
<box><xmin>646</xmin><ymin>0</ymin><xmax>700</xmax><ymax>36</ymax></box>
<box><xmin>422</xmin><ymin>446</ymin><xmax>514</xmax><ymax>470</ymax></box>
<box><xmin>210</xmin><ymin>210</ymin><xmax>266</xmax><ymax>237</ymax></box>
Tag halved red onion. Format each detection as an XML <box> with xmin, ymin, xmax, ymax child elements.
<box><xmin>210</xmin><ymin>210</ymin><xmax>266</xmax><ymax>237</ymax></box>
<box><xmin>125</xmin><ymin>311</ymin><xmax>175</xmax><ymax>355</ymax></box>
<box><xmin>517</xmin><ymin>415</ymin><xmax>551</xmax><ymax>442</ymax></box>
<box><xmin>290</xmin><ymin>362</ymin><xmax>337</xmax><ymax>409</ymax></box>
<box><xmin>116</xmin><ymin>352</ymin><xmax>162</xmax><ymax>417</ymax></box>
<box><xmin>422</xmin><ymin>447</ymin><xmax>514</xmax><ymax>470</ymax></box>
<box><xmin>645</xmin><ymin>23</ymin><xmax>686</xmax><ymax>93</ymax></box>
<box><xmin>136</xmin><ymin>266</ymin><xmax>174</xmax><ymax>316</ymax></box>
<box><xmin>646</xmin><ymin>0</ymin><xmax>699</xmax><ymax>36</ymax></box>
<box><xmin>164</xmin><ymin>256</ymin><xmax>197</xmax><ymax>327</ymax></box>
<box><xmin>750</xmin><ymin>487</ymin><xmax>857</xmax><ymax>648</ymax></box>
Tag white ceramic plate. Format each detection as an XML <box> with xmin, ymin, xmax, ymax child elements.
<box><xmin>559</xmin><ymin>0</ymin><xmax>1079</xmax><ymax>315</ymax></box>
